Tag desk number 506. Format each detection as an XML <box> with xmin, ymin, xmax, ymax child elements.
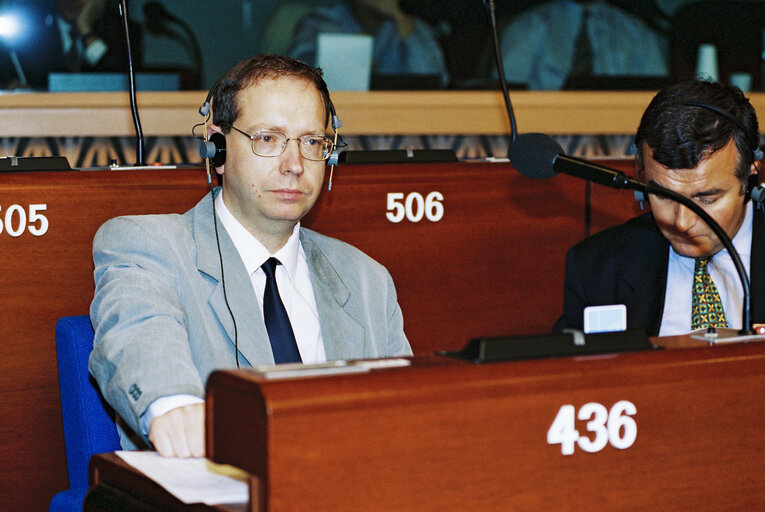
<box><xmin>386</xmin><ymin>192</ymin><xmax>444</xmax><ymax>223</ymax></box>
<box><xmin>547</xmin><ymin>401</ymin><xmax>637</xmax><ymax>455</ymax></box>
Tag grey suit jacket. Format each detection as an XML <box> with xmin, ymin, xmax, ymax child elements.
<box><xmin>89</xmin><ymin>190</ymin><xmax>411</xmax><ymax>447</ymax></box>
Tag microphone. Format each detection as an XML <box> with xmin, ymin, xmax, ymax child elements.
<box><xmin>482</xmin><ymin>0</ymin><xmax>517</xmax><ymax>142</ymax></box>
<box><xmin>509</xmin><ymin>132</ymin><xmax>755</xmax><ymax>335</ymax></box>
<box><xmin>118</xmin><ymin>0</ymin><xmax>145</xmax><ymax>165</ymax></box>
<box><xmin>508</xmin><ymin>132</ymin><xmax>645</xmax><ymax>189</ymax></box>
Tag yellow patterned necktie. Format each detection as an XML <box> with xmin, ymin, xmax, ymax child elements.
<box><xmin>691</xmin><ymin>257</ymin><xmax>728</xmax><ymax>330</ymax></box>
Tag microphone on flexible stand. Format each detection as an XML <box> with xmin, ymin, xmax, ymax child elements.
<box><xmin>118</xmin><ymin>0</ymin><xmax>145</xmax><ymax>165</ymax></box>
<box><xmin>478</xmin><ymin>0</ymin><xmax>760</xmax><ymax>339</ymax></box>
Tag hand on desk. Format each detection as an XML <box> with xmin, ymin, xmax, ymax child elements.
<box><xmin>149</xmin><ymin>403</ymin><xmax>205</xmax><ymax>458</ymax></box>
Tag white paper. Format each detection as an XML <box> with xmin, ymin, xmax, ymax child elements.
<box><xmin>115</xmin><ymin>451</ymin><xmax>249</xmax><ymax>505</ymax></box>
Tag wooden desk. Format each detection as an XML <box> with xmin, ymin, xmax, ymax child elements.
<box><xmin>0</xmin><ymin>160</ymin><xmax>641</xmax><ymax>510</ymax></box>
<box><xmin>86</xmin><ymin>336</ymin><xmax>765</xmax><ymax>511</ymax></box>
<box><xmin>204</xmin><ymin>337</ymin><xmax>765</xmax><ymax>512</ymax></box>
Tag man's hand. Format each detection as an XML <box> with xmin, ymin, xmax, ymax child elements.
<box><xmin>148</xmin><ymin>403</ymin><xmax>205</xmax><ymax>458</ymax></box>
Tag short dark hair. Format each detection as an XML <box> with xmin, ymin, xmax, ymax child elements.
<box><xmin>209</xmin><ymin>54</ymin><xmax>332</xmax><ymax>134</ymax></box>
<box><xmin>635</xmin><ymin>80</ymin><xmax>760</xmax><ymax>188</ymax></box>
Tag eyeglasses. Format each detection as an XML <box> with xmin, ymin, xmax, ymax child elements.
<box><xmin>228</xmin><ymin>125</ymin><xmax>334</xmax><ymax>161</ymax></box>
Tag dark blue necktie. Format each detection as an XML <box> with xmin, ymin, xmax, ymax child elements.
<box><xmin>261</xmin><ymin>257</ymin><xmax>302</xmax><ymax>363</ymax></box>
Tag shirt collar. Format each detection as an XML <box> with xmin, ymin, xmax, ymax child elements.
<box><xmin>214</xmin><ymin>190</ymin><xmax>301</xmax><ymax>279</ymax></box>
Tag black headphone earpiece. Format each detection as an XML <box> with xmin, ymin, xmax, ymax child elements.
<box><xmin>198</xmin><ymin>132</ymin><xmax>226</xmax><ymax>168</ymax></box>
<box><xmin>326</xmin><ymin>98</ymin><xmax>342</xmax><ymax>191</ymax></box>
<box><xmin>746</xmin><ymin>169</ymin><xmax>765</xmax><ymax>209</ymax></box>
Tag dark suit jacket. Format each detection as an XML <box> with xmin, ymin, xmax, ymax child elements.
<box><xmin>553</xmin><ymin>209</ymin><xmax>765</xmax><ymax>336</ymax></box>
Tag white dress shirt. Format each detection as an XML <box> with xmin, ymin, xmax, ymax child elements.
<box><xmin>213</xmin><ymin>191</ymin><xmax>325</xmax><ymax>364</ymax></box>
<box><xmin>659</xmin><ymin>202</ymin><xmax>753</xmax><ymax>335</ymax></box>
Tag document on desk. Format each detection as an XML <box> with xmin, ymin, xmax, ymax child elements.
<box><xmin>115</xmin><ymin>451</ymin><xmax>248</xmax><ymax>505</ymax></box>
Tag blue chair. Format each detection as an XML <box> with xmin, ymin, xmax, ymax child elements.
<box><xmin>50</xmin><ymin>315</ymin><xmax>120</xmax><ymax>511</ymax></box>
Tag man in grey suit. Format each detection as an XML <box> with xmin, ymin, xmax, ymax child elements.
<box><xmin>89</xmin><ymin>54</ymin><xmax>411</xmax><ymax>458</ymax></box>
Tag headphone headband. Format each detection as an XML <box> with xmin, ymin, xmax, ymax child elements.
<box><xmin>681</xmin><ymin>102</ymin><xmax>763</xmax><ymax>161</ymax></box>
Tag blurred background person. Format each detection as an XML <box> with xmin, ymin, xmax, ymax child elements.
<box><xmin>289</xmin><ymin>0</ymin><xmax>450</xmax><ymax>88</ymax></box>
<box><xmin>0</xmin><ymin>0</ymin><xmax>142</xmax><ymax>89</ymax></box>
<box><xmin>499</xmin><ymin>0</ymin><xmax>669</xmax><ymax>90</ymax></box>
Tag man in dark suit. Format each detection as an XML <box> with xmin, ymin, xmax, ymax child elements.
<box><xmin>554</xmin><ymin>80</ymin><xmax>763</xmax><ymax>336</ymax></box>
<box><xmin>0</xmin><ymin>0</ymin><xmax>141</xmax><ymax>89</ymax></box>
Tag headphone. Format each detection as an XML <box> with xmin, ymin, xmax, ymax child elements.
<box><xmin>632</xmin><ymin>101</ymin><xmax>764</xmax><ymax>208</ymax></box>
<box><xmin>196</xmin><ymin>89</ymin><xmax>343</xmax><ymax>190</ymax></box>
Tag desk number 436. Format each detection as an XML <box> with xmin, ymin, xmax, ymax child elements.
<box><xmin>547</xmin><ymin>401</ymin><xmax>637</xmax><ymax>455</ymax></box>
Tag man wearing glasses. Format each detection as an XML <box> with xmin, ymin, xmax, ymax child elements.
<box><xmin>89</xmin><ymin>55</ymin><xmax>411</xmax><ymax>458</ymax></box>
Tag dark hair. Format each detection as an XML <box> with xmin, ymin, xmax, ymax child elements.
<box><xmin>635</xmin><ymin>80</ymin><xmax>760</xmax><ymax>188</ymax></box>
<box><xmin>209</xmin><ymin>54</ymin><xmax>332</xmax><ymax>134</ymax></box>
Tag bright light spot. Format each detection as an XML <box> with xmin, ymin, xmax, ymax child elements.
<box><xmin>0</xmin><ymin>14</ymin><xmax>21</xmax><ymax>40</ymax></box>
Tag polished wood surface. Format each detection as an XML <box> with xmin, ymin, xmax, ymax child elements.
<box><xmin>0</xmin><ymin>168</ymin><xmax>210</xmax><ymax>511</ymax></box>
<box><xmin>0</xmin><ymin>160</ymin><xmax>641</xmax><ymax>510</ymax></box>
<box><xmin>206</xmin><ymin>339</ymin><xmax>765</xmax><ymax>511</ymax></box>
<box><xmin>3</xmin><ymin>91</ymin><xmax>762</xmax><ymax>137</ymax></box>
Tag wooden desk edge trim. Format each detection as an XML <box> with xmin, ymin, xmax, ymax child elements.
<box><xmin>4</xmin><ymin>90</ymin><xmax>762</xmax><ymax>137</ymax></box>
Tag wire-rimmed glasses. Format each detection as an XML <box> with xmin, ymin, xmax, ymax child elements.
<box><xmin>228</xmin><ymin>126</ymin><xmax>334</xmax><ymax>161</ymax></box>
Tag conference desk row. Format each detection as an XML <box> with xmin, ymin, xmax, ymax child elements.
<box><xmin>85</xmin><ymin>334</ymin><xmax>765</xmax><ymax>511</ymax></box>
<box><xmin>1</xmin><ymin>159</ymin><xmax>641</xmax><ymax>510</ymax></box>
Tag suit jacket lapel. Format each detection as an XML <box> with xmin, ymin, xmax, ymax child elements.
<box><xmin>192</xmin><ymin>190</ymin><xmax>274</xmax><ymax>366</ymax></box>
<box><xmin>619</xmin><ymin>214</ymin><xmax>669</xmax><ymax>336</ymax></box>
<box><xmin>300</xmin><ymin>230</ymin><xmax>365</xmax><ymax>360</ymax></box>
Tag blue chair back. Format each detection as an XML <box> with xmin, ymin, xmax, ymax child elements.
<box><xmin>50</xmin><ymin>315</ymin><xmax>120</xmax><ymax>511</ymax></box>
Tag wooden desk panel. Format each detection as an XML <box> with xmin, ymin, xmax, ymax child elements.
<box><xmin>0</xmin><ymin>160</ymin><xmax>638</xmax><ymax>510</ymax></box>
<box><xmin>0</xmin><ymin>169</ymin><xmax>210</xmax><ymax>511</ymax></box>
<box><xmin>206</xmin><ymin>339</ymin><xmax>765</xmax><ymax>511</ymax></box>
<box><xmin>305</xmin><ymin>162</ymin><xmax>587</xmax><ymax>352</ymax></box>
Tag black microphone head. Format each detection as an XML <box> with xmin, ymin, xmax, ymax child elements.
<box><xmin>507</xmin><ymin>132</ymin><xmax>564</xmax><ymax>179</ymax></box>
